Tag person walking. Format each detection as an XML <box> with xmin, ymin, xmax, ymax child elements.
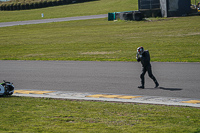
<box><xmin>136</xmin><ymin>46</ymin><xmax>159</xmax><ymax>89</ymax></box>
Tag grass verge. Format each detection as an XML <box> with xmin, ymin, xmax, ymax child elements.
<box><xmin>0</xmin><ymin>0</ymin><xmax>138</xmax><ymax>22</ymax></box>
<box><xmin>0</xmin><ymin>96</ymin><xmax>200</xmax><ymax>133</ymax></box>
<box><xmin>0</xmin><ymin>16</ymin><xmax>200</xmax><ymax>62</ymax></box>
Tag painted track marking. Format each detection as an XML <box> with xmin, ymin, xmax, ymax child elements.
<box><xmin>182</xmin><ymin>100</ymin><xmax>200</xmax><ymax>104</ymax></box>
<box><xmin>14</xmin><ymin>90</ymin><xmax>54</xmax><ymax>94</ymax></box>
<box><xmin>86</xmin><ymin>94</ymin><xmax>142</xmax><ymax>99</ymax></box>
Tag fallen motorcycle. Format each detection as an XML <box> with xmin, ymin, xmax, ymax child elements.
<box><xmin>0</xmin><ymin>80</ymin><xmax>14</xmax><ymax>96</ymax></box>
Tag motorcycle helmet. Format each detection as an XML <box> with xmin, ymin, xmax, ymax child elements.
<box><xmin>137</xmin><ymin>46</ymin><xmax>144</xmax><ymax>55</ymax></box>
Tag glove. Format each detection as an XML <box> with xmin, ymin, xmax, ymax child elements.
<box><xmin>136</xmin><ymin>53</ymin><xmax>141</xmax><ymax>62</ymax></box>
<box><xmin>136</xmin><ymin>53</ymin><xmax>139</xmax><ymax>59</ymax></box>
<box><xmin>136</xmin><ymin>53</ymin><xmax>142</xmax><ymax>59</ymax></box>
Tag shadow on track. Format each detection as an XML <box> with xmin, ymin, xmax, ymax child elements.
<box><xmin>144</xmin><ymin>87</ymin><xmax>182</xmax><ymax>91</ymax></box>
<box><xmin>159</xmin><ymin>87</ymin><xmax>182</xmax><ymax>91</ymax></box>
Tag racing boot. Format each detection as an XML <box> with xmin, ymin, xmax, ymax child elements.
<box><xmin>138</xmin><ymin>85</ymin><xmax>144</xmax><ymax>89</ymax></box>
<box><xmin>155</xmin><ymin>82</ymin><xmax>159</xmax><ymax>88</ymax></box>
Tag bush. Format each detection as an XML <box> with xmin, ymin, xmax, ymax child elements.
<box><xmin>17</xmin><ymin>2</ymin><xmax>21</xmax><ymax>10</ymax></box>
<box><xmin>13</xmin><ymin>3</ymin><xmax>18</xmax><ymax>10</ymax></box>
<box><xmin>5</xmin><ymin>4</ymin><xmax>9</xmax><ymax>10</ymax></box>
<box><xmin>38</xmin><ymin>1</ymin><xmax>43</xmax><ymax>8</ymax></box>
<box><xmin>20</xmin><ymin>3</ymin><xmax>25</xmax><ymax>10</ymax></box>
<box><xmin>29</xmin><ymin>2</ymin><xmax>34</xmax><ymax>9</ymax></box>
<box><xmin>0</xmin><ymin>0</ymin><xmax>94</xmax><ymax>11</ymax></box>
<box><xmin>52</xmin><ymin>0</ymin><xmax>58</xmax><ymax>6</ymax></box>
<box><xmin>25</xmin><ymin>3</ymin><xmax>29</xmax><ymax>9</ymax></box>
<box><xmin>42</xmin><ymin>1</ymin><xmax>48</xmax><ymax>7</ymax></box>
<box><xmin>0</xmin><ymin>4</ymin><xmax>3</xmax><ymax>10</ymax></box>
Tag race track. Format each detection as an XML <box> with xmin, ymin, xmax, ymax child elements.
<box><xmin>0</xmin><ymin>14</ymin><xmax>107</xmax><ymax>27</ymax></box>
<box><xmin>0</xmin><ymin>60</ymin><xmax>199</xmax><ymax>99</ymax></box>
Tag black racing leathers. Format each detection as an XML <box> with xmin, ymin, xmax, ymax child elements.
<box><xmin>136</xmin><ymin>50</ymin><xmax>158</xmax><ymax>87</ymax></box>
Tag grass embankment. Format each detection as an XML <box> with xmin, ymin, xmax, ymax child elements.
<box><xmin>0</xmin><ymin>0</ymin><xmax>199</xmax><ymax>62</ymax></box>
<box><xmin>0</xmin><ymin>0</ymin><xmax>198</xmax><ymax>22</ymax></box>
<box><xmin>0</xmin><ymin>97</ymin><xmax>200</xmax><ymax>133</ymax></box>
<box><xmin>0</xmin><ymin>0</ymin><xmax>138</xmax><ymax>22</ymax></box>
<box><xmin>0</xmin><ymin>16</ymin><xmax>200</xmax><ymax>62</ymax></box>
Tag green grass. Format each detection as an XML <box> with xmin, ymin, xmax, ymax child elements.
<box><xmin>0</xmin><ymin>0</ymin><xmax>138</xmax><ymax>22</ymax></box>
<box><xmin>0</xmin><ymin>16</ymin><xmax>200</xmax><ymax>62</ymax></box>
<box><xmin>0</xmin><ymin>96</ymin><xmax>200</xmax><ymax>133</ymax></box>
<box><xmin>0</xmin><ymin>0</ymin><xmax>199</xmax><ymax>62</ymax></box>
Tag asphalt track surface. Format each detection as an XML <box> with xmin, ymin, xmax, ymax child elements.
<box><xmin>0</xmin><ymin>14</ymin><xmax>107</xmax><ymax>27</ymax></box>
<box><xmin>1</xmin><ymin>60</ymin><xmax>200</xmax><ymax>99</ymax></box>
